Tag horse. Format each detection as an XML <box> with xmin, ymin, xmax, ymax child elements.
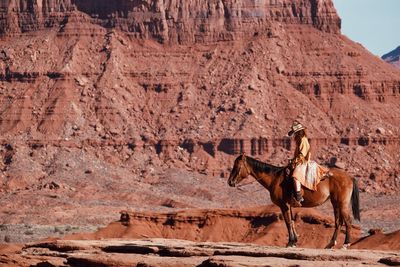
<box><xmin>227</xmin><ymin>154</ymin><xmax>360</xmax><ymax>248</ymax></box>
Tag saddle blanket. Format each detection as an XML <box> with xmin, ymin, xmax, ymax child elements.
<box><xmin>292</xmin><ymin>160</ymin><xmax>329</xmax><ymax>191</ymax></box>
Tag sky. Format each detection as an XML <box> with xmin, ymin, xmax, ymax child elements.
<box><xmin>333</xmin><ymin>0</ymin><xmax>400</xmax><ymax>56</ymax></box>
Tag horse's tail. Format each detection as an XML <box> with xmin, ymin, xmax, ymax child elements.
<box><xmin>351</xmin><ymin>178</ymin><xmax>361</xmax><ymax>221</ymax></box>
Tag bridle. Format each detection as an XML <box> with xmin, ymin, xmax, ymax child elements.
<box><xmin>234</xmin><ymin>155</ymin><xmax>264</xmax><ymax>191</ymax></box>
<box><xmin>239</xmin><ymin>155</ymin><xmax>251</xmax><ymax>176</ymax></box>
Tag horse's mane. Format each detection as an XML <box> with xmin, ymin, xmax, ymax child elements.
<box><xmin>245</xmin><ymin>156</ymin><xmax>284</xmax><ymax>174</ymax></box>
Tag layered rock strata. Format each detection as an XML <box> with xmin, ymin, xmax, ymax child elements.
<box><xmin>3</xmin><ymin>238</ymin><xmax>400</xmax><ymax>266</ymax></box>
<box><xmin>0</xmin><ymin>0</ymin><xmax>399</xmax><ymax>227</ymax></box>
<box><xmin>0</xmin><ymin>0</ymin><xmax>340</xmax><ymax>43</ymax></box>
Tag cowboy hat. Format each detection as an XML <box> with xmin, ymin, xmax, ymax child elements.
<box><xmin>288</xmin><ymin>121</ymin><xmax>306</xmax><ymax>136</ymax></box>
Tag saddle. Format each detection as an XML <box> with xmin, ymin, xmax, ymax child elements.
<box><xmin>283</xmin><ymin>162</ymin><xmax>332</xmax><ymax>191</ymax></box>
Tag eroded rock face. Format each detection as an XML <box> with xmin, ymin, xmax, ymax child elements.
<box><xmin>0</xmin><ymin>0</ymin><xmax>341</xmax><ymax>42</ymax></box>
<box><xmin>0</xmin><ymin>0</ymin><xmax>74</xmax><ymax>35</ymax></box>
<box><xmin>0</xmin><ymin>0</ymin><xmax>399</xmax><ymax>227</ymax></box>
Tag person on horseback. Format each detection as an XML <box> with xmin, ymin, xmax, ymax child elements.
<box><xmin>287</xmin><ymin>121</ymin><xmax>310</xmax><ymax>207</ymax></box>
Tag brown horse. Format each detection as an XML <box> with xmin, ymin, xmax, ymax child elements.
<box><xmin>227</xmin><ymin>154</ymin><xmax>360</xmax><ymax>248</ymax></box>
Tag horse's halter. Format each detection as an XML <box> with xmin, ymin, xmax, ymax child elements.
<box><xmin>240</xmin><ymin>155</ymin><xmax>251</xmax><ymax>176</ymax></box>
<box><xmin>229</xmin><ymin>155</ymin><xmax>268</xmax><ymax>193</ymax></box>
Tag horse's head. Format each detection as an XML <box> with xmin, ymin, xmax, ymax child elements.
<box><xmin>228</xmin><ymin>154</ymin><xmax>251</xmax><ymax>187</ymax></box>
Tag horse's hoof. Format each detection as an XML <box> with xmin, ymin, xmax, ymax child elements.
<box><xmin>325</xmin><ymin>241</ymin><xmax>337</xmax><ymax>249</ymax></box>
<box><xmin>341</xmin><ymin>243</ymin><xmax>351</xmax><ymax>250</ymax></box>
<box><xmin>286</xmin><ymin>243</ymin><xmax>297</xmax><ymax>248</ymax></box>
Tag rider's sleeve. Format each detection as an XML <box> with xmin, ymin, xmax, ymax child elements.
<box><xmin>300</xmin><ymin>138</ymin><xmax>309</xmax><ymax>155</ymax></box>
<box><xmin>296</xmin><ymin>137</ymin><xmax>310</xmax><ymax>163</ymax></box>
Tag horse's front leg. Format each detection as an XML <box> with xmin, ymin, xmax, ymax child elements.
<box><xmin>281</xmin><ymin>205</ymin><xmax>297</xmax><ymax>247</ymax></box>
<box><xmin>290</xmin><ymin>206</ymin><xmax>298</xmax><ymax>243</ymax></box>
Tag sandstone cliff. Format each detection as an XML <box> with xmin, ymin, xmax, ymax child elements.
<box><xmin>0</xmin><ymin>0</ymin><xmax>399</xmax><ymax>226</ymax></box>
<box><xmin>0</xmin><ymin>0</ymin><xmax>340</xmax><ymax>43</ymax></box>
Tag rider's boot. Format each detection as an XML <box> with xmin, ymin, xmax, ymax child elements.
<box><xmin>291</xmin><ymin>179</ymin><xmax>304</xmax><ymax>207</ymax></box>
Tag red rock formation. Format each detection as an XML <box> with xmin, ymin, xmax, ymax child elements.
<box><xmin>0</xmin><ymin>208</ymin><xmax>398</xmax><ymax>266</ymax></box>
<box><xmin>63</xmin><ymin>206</ymin><xmax>361</xmax><ymax>249</ymax></box>
<box><xmin>352</xmin><ymin>229</ymin><xmax>400</xmax><ymax>250</ymax></box>
<box><xmin>0</xmin><ymin>0</ymin><xmax>399</xmax><ymax>227</ymax></box>
<box><xmin>2</xmin><ymin>237</ymin><xmax>399</xmax><ymax>266</ymax></box>
<box><xmin>0</xmin><ymin>0</ymin><xmax>340</xmax><ymax>41</ymax></box>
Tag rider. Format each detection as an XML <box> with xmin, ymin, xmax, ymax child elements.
<box><xmin>287</xmin><ymin>121</ymin><xmax>310</xmax><ymax>207</ymax></box>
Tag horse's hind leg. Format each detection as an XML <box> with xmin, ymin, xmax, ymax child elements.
<box><xmin>341</xmin><ymin>206</ymin><xmax>352</xmax><ymax>249</ymax></box>
<box><xmin>325</xmin><ymin>205</ymin><xmax>342</xmax><ymax>249</ymax></box>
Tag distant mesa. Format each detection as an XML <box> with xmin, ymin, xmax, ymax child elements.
<box><xmin>382</xmin><ymin>46</ymin><xmax>400</xmax><ymax>69</ymax></box>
